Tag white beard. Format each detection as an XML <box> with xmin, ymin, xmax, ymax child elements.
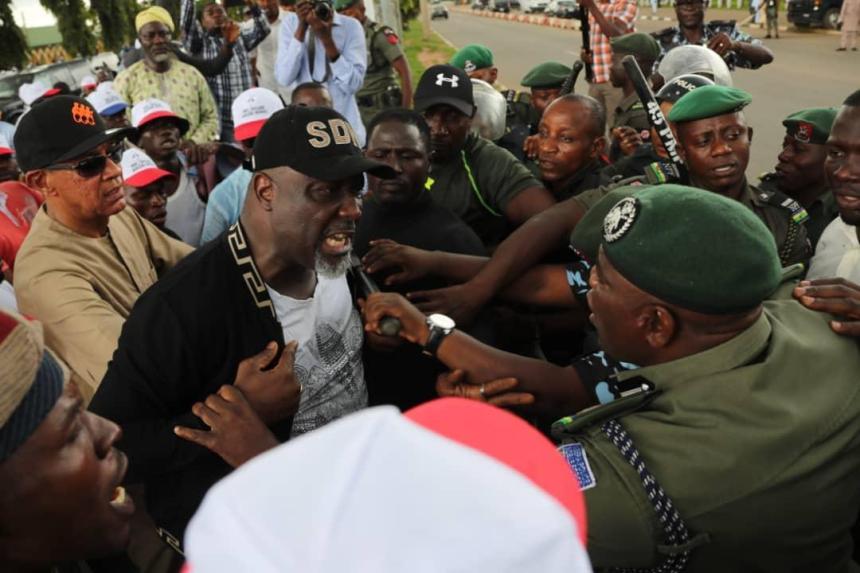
<box><xmin>315</xmin><ymin>249</ymin><xmax>352</xmax><ymax>279</ymax></box>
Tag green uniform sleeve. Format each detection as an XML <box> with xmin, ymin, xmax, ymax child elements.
<box><xmin>573</xmin><ymin>427</ymin><xmax>663</xmax><ymax>568</ymax></box>
<box><xmin>472</xmin><ymin>139</ymin><xmax>543</xmax><ymax>214</ymax></box>
<box><xmin>374</xmin><ymin>26</ymin><xmax>405</xmax><ymax>64</ymax></box>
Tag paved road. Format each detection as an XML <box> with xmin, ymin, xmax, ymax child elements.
<box><xmin>432</xmin><ymin>7</ymin><xmax>857</xmax><ymax>178</ymax></box>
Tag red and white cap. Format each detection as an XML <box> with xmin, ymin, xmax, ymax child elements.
<box><xmin>18</xmin><ymin>81</ymin><xmax>60</xmax><ymax>107</ymax></box>
<box><xmin>232</xmin><ymin>87</ymin><xmax>284</xmax><ymax>142</ymax></box>
<box><xmin>81</xmin><ymin>75</ymin><xmax>97</xmax><ymax>90</ymax></box>
<box><xmin>0</xmin><ymin>134</ymin><xmax>11</xmax><ymax>157</ymax></box>
<box><xmin>121</xmin><ymin>147</ymin><xmax>174</xmax><ymax>188</ymax></box>
<box><xmin>131</xmin><ymin>98</ymin><xmax>190</xmax><ymax>134</ymax></box>
<box><xmin>184</xmin><ymin>398</ymin><xmax>591</xmax><ymax>573</ymax></box>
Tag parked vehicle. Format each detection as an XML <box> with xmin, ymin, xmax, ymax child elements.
<box><xmin>471</xmin><ymin>0</ymin><xmax>487</xmax><ymax>9</ymax></box>
<box><xmin>787</xmin><ymin>0</ymin><xmax>843</xmax><ymax>28</ymax></box>
<box><xmin>522</xmin><ymin>0</ymin><xmax>548</xmax><ymax>13</ymax></box>
<box><xmin>509</xmin><ymin>0</ymin><xmax>522</xmax><ymax>10</ymax></box>
<box><xmin>546</xmin><ymin>0</ymin><xmax>578</xmax><ymax>17</ymax></box>
<box><xmin>431</xmin><ymin>3</ymin><xmax>450</xmax><ymax>18</ymax></box>
<box><xmin>491</xmin><ymin>0</ymin><xmax>511</xmax><ymax>12</ymax></box>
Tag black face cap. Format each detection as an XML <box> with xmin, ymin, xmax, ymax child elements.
<box><xmin>414</xmin><ymin>64</ymin><xmax>475</xmax><ymax>117</ymax></box>
<box><xmin>251</xmin><ymin>105</ymin><xmax>395</xmax><ymax>181</ymax></box>
<box><xmin>13</xmin><ymin>95</ymin><xmax>135</xmax><ymax>172</ymax></box>
<box><xmin>655</xmin><ymin>73</ymin><xmax>715</xmax><ymax>105</ymax></box>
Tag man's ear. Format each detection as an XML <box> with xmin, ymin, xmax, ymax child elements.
<box><xmin>23</xmin><ymin>170</ymin><xmax>50</xmax><ymax>197</ymax></box>
<box><xmin>639</xmin><ymin>304</ymin><xmax>677</xmax><ymax>349</ymax></box>
<box><xmin>591</xmin><ymin>134</ymin><xmax>608</xmax><ymax>159</ymax></box>
<box><xmin>673</xmin><ymin>124</ymin><xmax>687</xmax><ymax>161</ymax></box>
<box><xmin>489</xmin><ymin>67</ymin><xmax>499</xmax><ymax>84</ymax></box>
<box><xmin>252</xmin><ymin>173</ymin><xmax>275</xmax><ymax>211</ymax></box>
<box><xmin>747</xmin><ymin>126</ymin><xmax>754</xmax><ymax>144</ymax></box>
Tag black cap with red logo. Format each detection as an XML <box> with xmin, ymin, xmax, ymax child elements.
<box><xmin>14</xmin><ymin>95</ymin><xmax>135</xmax><ymax>172</ymax></box>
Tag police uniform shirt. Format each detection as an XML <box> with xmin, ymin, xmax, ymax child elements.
<box><xmin>427</xmin><ymin>132</ymin><xmax>543</xmax><ymax>247</ymax></box>
<box><xmin>758</xmin><ymin>173</ymin><xmax>838</xmax><ymax>249</ymax></box>
<box><xmin>612</xmin><ymin>92</ymin><xmax>650</xmax><ymax>132</ymax></box>
<box><xmin>652</xmin><ymin>21</ymin><xmax>764</xmax><ymax>70</ymax></box>
<box><xmin>558</xmin><ymin>299</ymin><xmax>860</xmax><ymax>571</ymax></box>
<box><xmin>357</xmin><ymin>19</ymin><xmax>403</xmax><ymax>98</ymax></box>
<box><xmin>739</xmin><ymin>182</ymin><xmax>811</xmax><ymax>268</ymax></box>
<box><xmin>551</xmin><ymin>161</ymin><xmax>606</xmax><ymax>202</ymax></box>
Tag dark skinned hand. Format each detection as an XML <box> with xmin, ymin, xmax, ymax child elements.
<box><xmin>295</xmin><ymin>0</ymin><xmax>313</xmax><ymax>26</ymax></box>
<box><xmin>174</xmin><ymin>385</ymin><xmax>280</xmax><ymax>468</ymax></box>
<box><xmin>180</xmin><ymin>141</ymin><xmax>218</xmax><ymax>166</ymax></box>
<box><xmin>362</xmin><ymin>292</ymin><xmax>429</xmax><ymax>345</ymax></box>
<box><xmin>357</xmin><ymin>298</ymin><xmax>404</xmax><ymax>352</ymax></box>
<box><xmin>234</xmin><ymin>340</ymin><xmax>302</xmax><ymax>424</ymax></box>
<box><xmin>436</xmin><ymin>369</ymin><xmax>535</xmax><ymax>407</ymax></box>
<box><xmin>580</xmin><ymin>48</ymin><xmax>593</xmax><ymax>66</ymax></box>
<box><xmin>611</xmin><ymin>126</ymin><xmax>644</xmax><ymax>156</ymax></box>
<box><xmin>222</xmin><ymin>20</ymin><xmax>241</xmax><ymax>45</ymax></box>
<box><xmin>523</xmin><ymin>134</ymin><xmax>540</xmax><ymax>161</ymax></box>
<box><xmin>707</xmin><ymin>32</ymin><xmax>736</xmax><ymax>58</ymax></box>
<box><xmin>362</xmin><ymin>239</ymin><xmax>438</xmax><ymax>286</ymax></box>
<box><xmin>406</xmin><ymin>283</ymin><xmax>486</xmax><ymax>328</ymax></box>
<box><xmin>794</xmin><ymin>278</ymin><xmax>860</xmax><ymax>337</ymax></box>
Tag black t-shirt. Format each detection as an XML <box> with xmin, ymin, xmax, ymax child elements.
<box><xmin>355</xmin><ymin>192</ymin><xmax>489</xmax><ymax>410</ymax></box>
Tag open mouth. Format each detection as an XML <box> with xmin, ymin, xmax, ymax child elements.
<box><xmin>835</xmin><ymin>192</ymin><xmax>860</xmax><ymax>211</ymax></box>
<box><xmin>320</xmin><ymin>230</ymin><xmax>354</xmax><ymax>257</ymax></box>
<box><xmin>711</xmin><ymin>163</ymin><xmax>738</xmax><ymax>177</ymax></box>
<box><xmin>109</xmin><ymin>453</ymin><xmax>135</xmax><ymax>517</ymax></box>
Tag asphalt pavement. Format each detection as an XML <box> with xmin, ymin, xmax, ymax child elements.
<box><xmin>431</xmin><ymin>6</ymin><xmax>857</xmax><ymax>178</ymax></box>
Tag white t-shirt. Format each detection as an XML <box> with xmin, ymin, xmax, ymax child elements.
<box><xmin>808</xmin><ymin>217</ymin><xmax>860</xmax><ymax>283</ymax></box>
<box><xmin>256</xmin><ymin>12</ymin><xmax>294</xmax><ymax>102</ymax></box>
<box><xmin>165</xmin><ymin>167</ymin><xmax>206</xmax><ymax>247</ymax></box>
<box><xmin>266</xmin><ymin>274</ymin><xmax>367</xmax><ymax>437</ymax></box>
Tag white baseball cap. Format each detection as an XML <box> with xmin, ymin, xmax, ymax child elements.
<box><xmin>86</xmin><ymin>85</ymin><xmax>128</xmax><ymax>116</ymax></box>
<box><xmin>0</xmin><ymin>134</ymin><xmax>11</xmax><ymax>156</ymax></box>
<box><xmin>185</xmin><ymin>399</ymin><xmax>591</xmax><ymax>573</ymax></box>
<box><xmin>131</xmin><ymin>98</ymin><xmax>189</xmax><ymax>135</ymax></box>
<box><xmin>96</xmin><ymin>80</ymin><xmax>114</xmax><ymax>93</ymax></box>
<box><xmin>81</xmin><ymin>75</ymin><xmax>97</xmax><ymax>90</ymax></box>
<box><xmin>121</xmin><ymin>147</ymin><xmax>174</xmax><ymax>188</ymax></box>
<box><xmin>18</xmin><ymin>81</ymin><xmax>60</xmax><ymax>106</ymax></box>
<box><xmin>232</xmin><ymin>87</ymin><xmax>284</xmax><ymax>142</ymax></box>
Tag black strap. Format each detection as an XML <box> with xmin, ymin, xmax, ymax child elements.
<box><xmin>602</xmin><ymin>419</ymin><xmax>693</xmax><ymax>573</ymax></box>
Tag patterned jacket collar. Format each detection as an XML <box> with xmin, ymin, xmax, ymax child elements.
<box><xmin>226</xmin><ymin>221</ymin><xmax>276</xmax><ymax>319</ymax></box>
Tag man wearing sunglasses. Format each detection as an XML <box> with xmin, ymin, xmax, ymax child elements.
<box><xmin>12</xmin><ymin>95</ymin><xmax>192</xmax><ymax>403</ymax></box>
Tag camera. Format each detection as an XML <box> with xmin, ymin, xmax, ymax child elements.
<box><xmin>313</xmin><ymin>0</ymin><xmax>333</xmax><ymax>20</ymax></box>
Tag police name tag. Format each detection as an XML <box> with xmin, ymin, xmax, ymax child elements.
<box><xmin>559</xmin><ymin>442</ymin><xmax>596</xmax><ymax>491</ymax></box>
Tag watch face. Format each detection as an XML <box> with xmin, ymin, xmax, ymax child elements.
<box><xmin>428</xmin><ymin>313</ymin><xmax>456</xmax><ymax>330</ymax></box>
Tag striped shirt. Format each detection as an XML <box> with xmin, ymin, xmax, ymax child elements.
<box><xmin>589</xmin><ymin>0</ymin><xmax>638</xmax><ymax>84</ymax></box>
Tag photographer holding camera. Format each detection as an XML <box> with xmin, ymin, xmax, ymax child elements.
<box><xmin>275</xmin><ymin>0</ymin><xmax>368</xmax><ymax>144</ymax></box>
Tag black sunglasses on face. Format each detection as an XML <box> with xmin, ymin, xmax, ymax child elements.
<box><xmin>44</xmin><ymin>143</ymin><xmax>124</xmax><ymax>179</ymax></box>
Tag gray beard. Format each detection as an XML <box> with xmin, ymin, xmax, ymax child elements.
<box><xmin>314</xmin><ymin>249</ymin><xmax>351</xmax><ymax>279</ymax></box>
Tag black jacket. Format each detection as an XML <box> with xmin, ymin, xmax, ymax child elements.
<box><xmin>89</xmin><ymin>223</ymin><xmax>291</xmax><ymax>542</ymax></box>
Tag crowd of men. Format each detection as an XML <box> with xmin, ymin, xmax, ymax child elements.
<box><xmin>1</xmin><ymin>0</ymin><xmax>859</xmax><ymax>570</ymax></box>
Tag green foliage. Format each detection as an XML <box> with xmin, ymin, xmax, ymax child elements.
<box><xmin>0</xmin><ymin>0</ymin><xmax>28</xmax><ymax>69</ymax></box>
<box><xmin>40</xmin><ymin>0</ymin><xmax>97</xmax><ymax>56</ymax></box>
<box><xmin>91</xmin><ymin>0</ymin><xmax>139</xmax><ymax>52</ymax></box>
<box><xmin>402</xmin><ymin>18</ymin><xmax>454</xmax><ymax>82</ymax></box>
<box><xmin>400</xmin><ymin>0</ymin><xmax>419</xmax><ymax>21</ymax></box>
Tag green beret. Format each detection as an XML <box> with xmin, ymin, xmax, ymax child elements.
<box><xmin>520</xmin><ymin>61</ymin><xmax>572</xmax><ymax>89</ymax></box>
<box><xmin>601</xmin><ymin>185</ymin><xmax>781</xmax><ymax>314</ymax></box>
<box><xmin>782</xmin><ymin>107</ymin><xmax>837</xmax><ymax>145</ymax></box>
<box><xmin>667</xmin><ymin>85</ymin><xmax>752</xmax><ymax>124</ymax></box>
<box><xmin>610</xmin><ymin>32</ymin><xmax>660</xmax><ymax>60</ymax></box>
<box><xmin>334</xmin><ymin>0</ymin><xmax>358</xmax><ymax>10</ymax></box>
<box><xmin>570</xmin><ymin>185</ymin><xmax>643</xmax><ymax>262</ymax></box>
<box><xmin>450</xmin><ymin>44</ymin><xmax>494</xmax><ymax>73</ymax></box>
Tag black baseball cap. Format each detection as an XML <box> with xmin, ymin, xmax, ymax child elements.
<box><xmin>655</xmin><ymin>74</ymin><xmax>715</xmax><ymax>105</ymax></box>
<box><xmin>14</xmin><ymin>95</ymin><xmax>135</xmax><ymax>172</ymax></box>
<box><xmin>414</xmin><ymin>64</ymin><xmax>475</xmax><ymax>117</ymax></box>
<box><xmin>252</xmin><ymin>105</ymin><xmax>395</xmax><ymax>181</ymax></box>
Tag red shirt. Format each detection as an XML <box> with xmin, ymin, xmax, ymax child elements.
<box><xmin>0</xmin><ymin>181</ymin><xmax>43</xmax><ymax>271</ymax></box>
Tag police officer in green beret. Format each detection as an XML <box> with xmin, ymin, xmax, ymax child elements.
<box><xmin>519</xmin><ymin>61</ymin><xmax>572</xmax><ymax>170</ymax></box>
<box><xmin>361</xmin><ymin>183</ymin><xmax>860</xmax><ymax>571</ymax></box>
<box><xmin>758</xmin><ymin>108</ymin><xmax>839</xmax><ymax>249</ymax></box>
<box><xmin>337</xmin><ymin>0</ymin><xmax>412</xmax><ymax>126</ymax></box>
<box><xmin>608</xmin><ymin>32</ymin><xmax>660</xmax><ymax>137</ymax></box>
<box><xmin>450</xmin><ymin>44</ymin><xmax>535</xmax><ymax>162</ymax></box>
<box><xmin>668</xmin><ymin>85</ymin><xmax>812</xmax><ymax>267</ymax></box>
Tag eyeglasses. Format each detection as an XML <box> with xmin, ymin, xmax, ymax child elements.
<box><xmin>44</xmin><ymin>143</ymin><xmax>123</xmax><ymax>179</ymax></box>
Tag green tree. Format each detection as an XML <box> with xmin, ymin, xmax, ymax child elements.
<box><xmin>91</xmin><ymin>0</ymin><xmax>138</xmax><ymax>51</ymax></box>
<box><xmin>400</xmin><ymin>0</ymin><xmax>418</xmax><ymax>22</ymax></box>
<box><xmin>40</xmin><ymin>0</ymin><xmax>97</xmax><ymax>57</ymax></box>
<box><xmin>0</xmin><ymin>0</ymin><xmax>28</xmax><ymax>70</ymax></box>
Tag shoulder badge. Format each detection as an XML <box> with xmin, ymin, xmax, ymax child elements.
<box><xmin>558</xmin><ymin>443</ymin><xmax>597</xmax><ymax>490</ymax></box>
<box><xmin>757</xmin><ymin>188</ymin><xmax>810</xmax><ymax>224</ymax></box>
<box><xmin>382</xmin><ymin>26</ymin><xmax>399</xmax><ymax>45</ymax></box>
<box><xmin>604</xmin><ymin>197</ymin><xmax>640</xmax><ymax>242</ymax></box>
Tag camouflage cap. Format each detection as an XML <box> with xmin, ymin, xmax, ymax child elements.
<box><xmin>520</xmin><ymin>62</ymin><xmax>572</xmax><ymax>89</ymax></box>
<box><xmin>782</xmin><ymin>107</ymin><xmax>837</xmax><ymax>145</ymax></box>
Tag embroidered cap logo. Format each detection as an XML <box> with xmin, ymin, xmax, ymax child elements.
<box><xmin>603</xmin><ymin>197</ymin><xmax>640</xmax><ymax>243</ymax></box>
<box><xmin>71</xmin><ymin>102</ymin><xmax>97</xmax><ymax>126</ymax></box>
<box><xmin>795</xmin><ymin>122</ymin><xmax>813</xmax><ymax>144</ymax></box>
<box><xmin>435</xmin><ymin>73</ymin><xmax>459</xmax><ymax>88</ymax></box>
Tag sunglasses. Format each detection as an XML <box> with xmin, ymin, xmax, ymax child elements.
<box><xmin>45</xmin><ymin>143</ymin><xmax>123</xmax><ymax>179</ymax></box>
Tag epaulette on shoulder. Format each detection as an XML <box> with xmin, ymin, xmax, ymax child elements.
<box><xmin>551</xmin><ymin>383</ymin><xmax>657</xmax><ymax>439</ymax></box>
<box><xmin>757</xmin><ymin>188</ymin><xmax>810</xmax><ymax>224</ymax></box>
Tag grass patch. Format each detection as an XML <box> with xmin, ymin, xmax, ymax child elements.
<box><xmin>402</xmin><ymin>19</ymin><xmax>457</xmax><ymax>83</ymax></box>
